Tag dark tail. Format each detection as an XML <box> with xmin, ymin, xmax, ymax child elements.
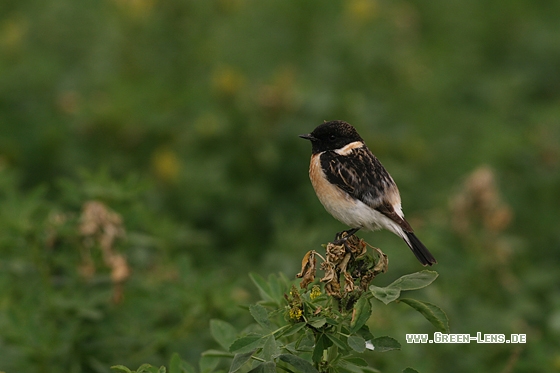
<box><xmin>403</xmin><ymin>232</ymin><xmax>437</xmax><ymax>266</ymax></box>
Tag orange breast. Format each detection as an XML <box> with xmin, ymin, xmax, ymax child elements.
<box><xmin>307</xmin><ymin>153</ymin><xmax>407</xmax><ymax>234</ymax></box>
<box><xmin>309</xmin><ymin>153</ymin><xmax>359</xmax><ymax>226</ymax></box>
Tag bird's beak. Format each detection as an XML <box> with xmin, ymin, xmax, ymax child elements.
<box><xmin>299</xmin><ymin>133</ymin><xmax>316</xmax><ymax>141</ymax></box>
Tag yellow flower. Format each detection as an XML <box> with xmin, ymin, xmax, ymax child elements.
<box><xmin>113</xmin><ymin>0</ymin><xmax>155</xmax><ymax>19</ymax></box>
<box><xmin>151</xmin><ymin>148</ymin><xmax>181</xmax><ymax>183</ymax></box>
<box><xmin>0</xmin><ymin>17</ymin><xmax>28</xmax><ymax>49</ymax></box>
<box><xmin>212</xmin><ymin>66</ymin><xmax>245</xmax><ymax>97</ymax></box>
<box><xmin>345</xmin><ymin>0</ymin><xmax>377</xmax><ymax>23</ymax></box>
<box><xmin>289</xmin><ymin>307</ymin><xmax>303</xmax><ymax>321</ymax></box>
<box><xmin>310</xmin><ymin>285</ymin><xmax>321</xmax><ymax>300</ymax></box>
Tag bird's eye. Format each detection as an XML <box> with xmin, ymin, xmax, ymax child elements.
<box><xmin>329</xmin><ymin>135</ymin><xmax>336</xmax><ymax>141</ymax></box>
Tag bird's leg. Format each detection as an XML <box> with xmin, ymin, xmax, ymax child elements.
<box><xmin>333</xmin><ymin>227</ymin><xmax>361</xmax><ymax>245</ymax></box>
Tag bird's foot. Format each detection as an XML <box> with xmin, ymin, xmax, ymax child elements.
<box><xmin>333</xmin><ymin>228</ymin><xmax>361</xmax><ymax>246</ymax></box>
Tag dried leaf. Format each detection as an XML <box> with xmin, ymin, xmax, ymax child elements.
<box><xmin>371</xmin><ymin>247</ymin><xmax>389</xmax><ymax>274</ymax></box>
<box><xmin>325</xmin><ymin>242</ymin><xmax>346</xmax><ymax>263</ymax></box>
<box><xmin>109</xmin><ymin>254</ymin><xmax>130</xmax><ymax>283</ymax></box>
<box><xmin>343</xmin><ymin>271</ymin><xmax>355</xmax><ymax>293</ymax></box>
<box><xmin>337</xmin><ymin>252</ymin><xmax>351</xmax><ymax>273</ymax></box>
<box><xmin>296</xmin><ymin>250</ymin><xmax>316</xmax><ymax>289</ymax></box>
<box><xmin>78</xmin><ymin>200</ymin><xmax>129</xmax><ymax>303</ymax></box>
<box><xmin>319</xmin><ymin>262</ymin><xmax>336</xmax><ymax>283</ymax></box>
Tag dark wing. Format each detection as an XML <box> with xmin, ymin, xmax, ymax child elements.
<box><xmin>375</xmin><ymin>201</ymin><xmax>413</xmax><ymax>232</ymax></box>
<box><xmin>320</xmin><ymin>146</ymin><xmax>413</xmax><ymax>231</ymax></box>
<box><xmin>321</xmin><ymin>147</ymin><xmax>437</xmax><ymax>266</ymax></box>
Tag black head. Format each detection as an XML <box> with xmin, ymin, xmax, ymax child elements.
<box><xmin>299</xmin><ymin>120</ymin><xmax>363</xmax><ymax>154</ymax></box>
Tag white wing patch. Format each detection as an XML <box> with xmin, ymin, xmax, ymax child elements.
<box><xmin>334</xmin><ymin>141</ymin><xmax>364</xmax><ymax>156</ymax></box>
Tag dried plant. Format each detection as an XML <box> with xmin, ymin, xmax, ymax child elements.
<box><xmin>297</xmin><ymin>234</ymin><xmax>388</xmax><ymax>311</ymax></box>
<box><xmin>450</xmin><ymin>166</ymin><xmax>512</xmax><ymax>235</ymax></box>
<box><xmin>79</xmin><ymin>200</ymin><xmax>130</xmax><ymax>303</ymax></box>
<box><xmin>115</xmin><ymin>232</ymin><xmax>445</xmax><ymax>373</ymax></box>
<box><xmin>450</xmin><ymin>166</ymin><xmax>517</xmax><ymax>290</ymax></box>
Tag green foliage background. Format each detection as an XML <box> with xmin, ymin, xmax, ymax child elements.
<box><xmin>1</xmin><ymin>0</ymin><xmax>559</xmax><ymax>371</ymax></box>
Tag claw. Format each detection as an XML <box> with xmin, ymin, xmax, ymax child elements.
<box><xmin>333</xmin><ymin>227</ymin><xmax>361</xmax><ymax>244</ymax></box>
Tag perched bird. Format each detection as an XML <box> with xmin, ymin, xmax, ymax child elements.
<box><xmin>299</xmin><ymin>120</ymin><xmax>437</xmax><ymax>266</ymax></box>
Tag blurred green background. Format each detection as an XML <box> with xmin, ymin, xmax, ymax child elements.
<box><xmin>1</xmin><ymin>0</ymin><xmax>559</xmax><ymax>372</ymax></box>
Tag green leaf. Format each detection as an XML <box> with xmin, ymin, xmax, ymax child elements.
<box><xmin>278</xmin><ymin>354</ymin><xmax>320</xmax><ymax>373</ymax></box>
<box><xmin>307</xmin><ymin>318</ymin><xmax>326</xmax><ymax>328</ymax></box>
<box><xmin>283</xmin><ymin>341</ymin><xmax>298</xmax><ymax>354</ymax></box>
<box><xmin>312</xmin><ymin>333</ymin><xmax>332</xmax><ymax>363</ymax></box>
<box><xmin>350</xmin><ymin>296</ymin><xmax>372</xmax><ymax>333</ymax></box>
<box><xmin>249</xmin><ymin>273</ymin><xmax>274</xmax><ymax>303</ymax></box>
<box><xmin>371</xmin><ymin>336</ymin><xmax>401</xmax><ymax>352</ymax></box>
<box><xmin>169</xmin><ymin>353</ymin><xmax>182</xmax><ymax>373</ymax></box>
<box><xmin>295</xmin><ymin>332</ymin><xmax>315</xmax><ymax>352</ymax></box>
<box><xmin>267</xmin><ymin>274</ymin><xmax>284</xmax><ymax>301</ymax></box>
<box><xmin>200</xmin><ymin>354</ymin><xmax>220</xmax><ymax>373</ymax></box>
<box><xmin>342</xmin><ymin>357</ymin><xmax>368</xmax><ymax>367</ymax></box>
<box><xmin>325</xmin><ymin>333</ymin><xmax>347</xmax><ymax>350</ymax></box>
<box><xmin>111</xmin><ymin>366</ymin><xmax>133</xmax><ymax>373</ymax></box>
<box><xmin>169</xmin><ymin>353</ymin><xmax>196</xmax><ymax>373</ymax></box>
<box><xmin>229</xmin><ymin>350</ymin><xmax>256</xmax><ymax>373</ymax></box>
<box><xmin>369</xmin><ymin>285</ymin><xmax>401</xmax><ymax>305</ymax></box>
<box><xmin>336</xmin><ymin>360</ymin><xmax>364</xmax><ymax>373</ymax></box>
<box><xmin>388</xmin><ymin>271</ymin><xmax>438</xmax><ymax>291</ymax></box>
<box><xmin>248</xmin><ymin>362</ymin><xmax>277</xmax><ymax>373</ymax></box>
<box><xmin>347</xmin><ymin>335</ymin><xmax>366</xmax><ymax>353</ymax></box>
<box><xmin>362</xmin><ymin>368</ymin><xmax>382</xmax><ymax>373</ymax></box>
<box><xmin>355</xmin><ymin>325</ymin><xmax>374</xmax><ymax>342</ymax></box>
<box><xmin>136</xmin><ymin>364</ymin><xmax>162</xmax><ymax>373</ymax></box>
<box><xmin>210</xmin><ymin>319</ymin><xmax>238</xmax><ymax>350</ymax></box>
<box><xmin>399</xmin><ymin>299</ymin><xmax>450</xmax><ymax>333</ymax></box>
<box><xmin>403</xmin><ymin>368</ymin><xmax>420</xmax><ymax>373</ymax></box>
<box><xmin>277</xmin><ymin>322</ymin><xmax>306</xmax><ymax>338</ymax></box>
<box><xmin>325</xmin><ymin>318</ymin><xmax>340</xmax><ymax>327</ymax></box>
<box><xmin>250</xmin><ymin>304</ymin><xmax>272</xmax><ymax>330</ymax></box>
<box><xmin>229</xmin><ymin>334</ymin><xmax>267</xmax><ymax>353</ymax></box>
<box><xmin>371</xmin><ymin>271</ymin><xmax>439</xmax><ymax>305</ymax></box>
<box><xmin>201</xmin><ymin>350</ymin><xmax>235</xmax><ymax>358</ymax></box>
<box><xmin>262</xmin><ymin>335</ymin><xmax>278</xmax><ymax>361</ymax></box>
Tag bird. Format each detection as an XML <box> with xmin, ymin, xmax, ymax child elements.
<box><xmin>299</xmin><ymin>120</ymin><xmax>437</xmax><ymax>266</ymax></box>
